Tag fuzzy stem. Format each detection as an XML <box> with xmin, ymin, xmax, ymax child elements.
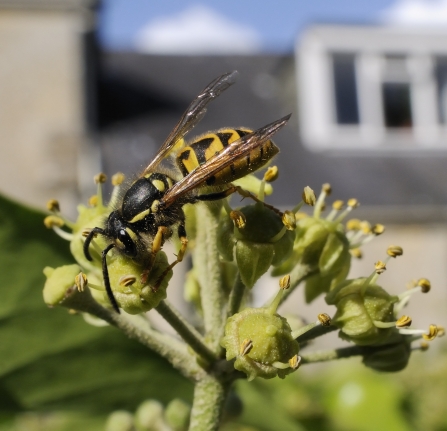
<box><xmin>156</xmin><ymin>300</ymin><xmax>218</xmax><ymax>364</ymax></box>
<box><xmin>296</xmin><ymin>324</ymin><xmax>337</xmax><ymax>344</ymax></box>
<box><xmin>59</xmin><ymin>287</ymin><xmax>203</xmax><ymax>380</ymax></box>
<box><xmin>188</xmin><ymin>374</ymin><xmax>230</xmax><ymax>431</ymax></box>
<box><xmin>227</xmin><ymin>273</ymin><xmax>245</xmax><ymax>317</ymax></box>
<box><xmin>300</xmin><ymin>345</ymin><xmax>364</xmax><ymax>364</ymax></box>
<box><xmin>195</xmin><ymin>203</ymin><xmax>226</xmax><ymax>353</ymax></box>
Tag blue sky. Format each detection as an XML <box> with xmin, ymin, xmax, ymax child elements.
<box><xmin>98</xmin><ymin>0</ymin><xmax>447</xmax><ymax>53</ymax></box>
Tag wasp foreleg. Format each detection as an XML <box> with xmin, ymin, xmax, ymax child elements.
<box><xmin>153</xmin><ymin>223</ymin><xmax>188</xmax><ymax>291</ymax></box>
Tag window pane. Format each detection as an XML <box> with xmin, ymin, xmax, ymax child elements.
<box><xmin>435</xmin><ymin>56</ymin><xmax>447</xmax><ymax>124</ymax></box>
<box><xmin>382</xmin><ymin>82</ymin><xmax>412</xmax><ymax>128</ymax></box>
<box><xmin>332</xmin><ymin>53</ymin><xmax>359</xmax><ymax>125</ymax></box>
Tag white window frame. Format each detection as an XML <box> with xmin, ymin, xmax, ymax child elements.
<box><xmin>297</xmin><ymin>25</ymin><xmax>447</xmax><ymax>152</ymax></box>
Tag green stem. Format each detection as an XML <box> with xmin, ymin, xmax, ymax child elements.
<box><xmin>156</xmin><ymin>300</ymin><xmax>218</xmax><ymax>364</ymax></box>
<box><xmin>300</xmin><ymin>345</ymin><xmax>364</xmax><ymax>364</ymax></box>
<box><xmin>195</xmin><ymin>203</ymin><xmax>226</xmax><ymax>353</ymax></box>
<box><xmin>188</xmin><ymin>374</ymin><xmax>230</xmax><ymax>431</ymax></box>
<box><xmin>296</xmin><ymin>324</ymin><xmax>337</xmax><ymax>344</ymax></box>
<box><xmin>227</xmin><ymin>273</ymin><xmax>245</xmax><ymax>317</ymax></box>
<box><xmin>60</xmin><ymin>287</ymin><xmax>204</xmax><ymax>380</ymax></box>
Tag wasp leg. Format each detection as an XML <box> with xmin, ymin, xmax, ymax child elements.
<box><xmin>153</xmin><ymin>223</ymin><xmax>188</xmax><ymax>291</ymax></box>
<box><xmin>197</xmin><ymin>185</ymin><xmax>284</xmax><ymax>216</ymax></box>
<box><xmin>140</xmin><ymin>225</ymin><xmax>168</xmax><ymax>285</ymax></box>
<box><xmin>101</xmin><ymin>243</ymin><xmax>121</xmax><ymax>313</ymax></box>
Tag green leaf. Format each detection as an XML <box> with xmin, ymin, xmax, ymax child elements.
<box><xmin>0</xmin><ymin>195</ymin><xmax>192</xmax><ymax>415</ymax></box>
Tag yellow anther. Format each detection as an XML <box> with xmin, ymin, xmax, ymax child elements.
<box><xmin>322</xmin><ymin>183</ymin><xmax>332</xmax><ymax>195</ymax></box>
<box><xmin>396</xmin><ymin>315</ymin><xmax>412</xmax><ymax>328</ymax></box>
<box><xmin>282</xmin><ymin>210</ymin><xmax>296</xmax><ymax>230</ymax></box>
<box><xmin>360</xmin><ymin>221</ymin><xmax>371</xmax><ymax>234</ymax></box>
<box><xmin>350</xmin><ymin>248</ymin><xmax>363</xmax><ymax>259</ymax></box>
<box><xmin>279</xmin><ymin>274</ymin><xmax>291</xmax><ymax>290</ymax></box>
<box><xmin>372</xmin><ymin>224</ymin><xmax>385</xmax><ymax>235</ymax></box>
<box><xmin>230</xmin><ymin>210</ymin><xmax>246</xmax><ymax>229</ymax></box>
<box><xmin>417</xmin><ymin>278</ymin><xmax>431</xmax><ymax>293</ymax></box>
<box><xmin>437</xmin><ymin>326</ymin><xmax>445</xmax><ymax>337</ymax></box>
<box><xmin>302</xmin><ymin>186</ymin><xmax>316</xmax><ymax>206</ymax></box>
<box><xmin>289</xmin><ymin>354</ymin><xmax>302</xmax><ymax>370</ymax></box>
<box><xmin>239</xmin><ymin>339</ymin><xmax>253</xmax><ymax>356</ymax></box>
<box><xmin>374</xmin><ymin>260</ymin><xmax>387</xmax><ymax>274</ymax></box>
<box><xmin>347</xmin><ymin>198</ymin><xmax>359</xmax><ymax>208</ymax></box>
<box><xmin>81</xmin><ymin>228</ymin><xmax>93</xmax><ymax>238</ymax></box>
<box><xmin>419</xmin><ymin>342</ymin><xmax>430</xmax><ymax>351</ymax></box>
<box><xmin>422</xmin><ymin>324</ymin><xmax>438</xmax><ymax>341</ymax></box>
<box><xmin>119</xmin><ymin>275</ymin><xmax>137</xmax><ymax>287</ymax></box>
<box><xmin>46</xmin><ymin>199</ymin><xmax>60</xmax><ymax>212</ymax></box>
<box><xmin>112</xmin><ymin>172</ymin><xmax>125</xmax><ymax>186</ymax></box>
<box><xmin>317</xmin><ymin>313</ymin><xmax>332</xmax><ymax>326</ymax></box>
<box><xmin>264</xmin><ymin>166</ymin><xmax>279</xmax><ymax>182</ymax></box>
<box><xmin>387</xmin><ymin>245</ymin><xmax>403</xmax><ymax>258</ymax></box>
<box><xmin>94</xmin><ymin>173</ymin><xmax>107</xmax><ymax>184</ymax></box>
<box><xmin>74</xmin><ymin>272</ymin><xmax>88</xmax><ymax>292</ymax></box>
<box><xmin>346</xmin><ymin>218</ymin><xmax>362</xmax><ymax>231</ymax></box>
<box><xmin>332</xmin><ymin>200</ymin><xmax>344</xmax><ymax>211</ymax></box>
<box><xmin>44</xmin><ymin>215</ymin><xmax>64</xmax><ymax>229</ymax></box>
<box><xmin>89</xmin><ymin>195</ymin><xmax>98</xmax><ymax>207</ymax></box>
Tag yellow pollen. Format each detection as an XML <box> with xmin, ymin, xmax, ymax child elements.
<box><xmin>94</xmin><ymin>173</ymin><xmax>107</xmax><ymax>184</ymax></box>
<box><xmin>46</xmin><ymin>199</ymin><xmax>60</xmax><ymax>212</ymax></box>
<box><xmin>387</xmin><ymin>245</ymin><xmax>403</xmax><ymax>257</ymax></box>
<box><xmin>279</xmin><ymin>275</ymin><xmax>291</xmax><ymax>290</ymax></box>
<box><xmin>318</xmin><ymin>313</ymin><xmax>332</xmax><ymax>326</ymax></box>
<box><xmin>112</xmin><ymin>172</ymin><xmax>125</xmax><ymax>185</ymax></box>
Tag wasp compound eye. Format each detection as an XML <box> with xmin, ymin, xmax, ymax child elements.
<box><xmin>117</xmin><ymin>228</ymin><xmax>138</xmax><ymax>258</ymax></box>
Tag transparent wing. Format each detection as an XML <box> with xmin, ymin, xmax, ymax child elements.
<box><xmin>142</xmin><ymin>71</ymin><xmax>239</xmax><ymax>174</ymax></box>
<box><xmin>161</xmin><ymin>114</ymin><xmax>291</xmax><ymax>208</ymax></box>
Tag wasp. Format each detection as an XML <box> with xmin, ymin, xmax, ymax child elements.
<box><xmin>83</xmin><ymin>71</ymin><xmax>290</xmax><ymax>313</ymax></box>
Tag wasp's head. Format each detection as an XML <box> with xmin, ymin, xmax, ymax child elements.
<box><xmin>83</xmin><ymin>210</ymin><xmax>139</xmax><ymax>262</ymax></box>
<box><xmin>104</xmin><ymin>211</ymin><xmax>139</xmax><ymax>258</ymax></box>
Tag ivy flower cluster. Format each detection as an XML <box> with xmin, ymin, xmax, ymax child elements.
<box><xmin>43</xmin><ymin>169</ymin><xmax>442</xmax><ymax>430</ymax></box>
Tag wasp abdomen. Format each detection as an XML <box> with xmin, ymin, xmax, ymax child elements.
<box><xmin>177</xmin><ymin>128</ymin><xmax>279</xmax><ymax>186</ymax></box>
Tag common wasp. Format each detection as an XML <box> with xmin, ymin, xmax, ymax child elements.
<box><xmin>83</xmin><ymin>71</ymin><xmax>290</xmax><ymax>313</ymax></box>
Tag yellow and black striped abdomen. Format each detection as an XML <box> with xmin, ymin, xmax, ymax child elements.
<box><xmin>176</xmin><ymin>128</ymin><xmax>279</xmax><ymax>186</ymax></box>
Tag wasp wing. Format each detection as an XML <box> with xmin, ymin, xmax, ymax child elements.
<box><xmin>142</xmin><ymin>71</ymin><xmax>239</xmax><ymax>175</ymax></box>
<box><xmin>161</xmin><ymin>114</ymin><xmax>291</xmax><ymax>208</ymax></box>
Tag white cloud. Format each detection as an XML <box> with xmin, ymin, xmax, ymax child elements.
<box><xmin>134</xmin><ymin>4</ymin><xmax>262</xmax><ymax>55</ymax></box>
<box><xmin>379</xmin><ymin>0</ymin><xmax>447</xmax><ymax>26</ymax></box>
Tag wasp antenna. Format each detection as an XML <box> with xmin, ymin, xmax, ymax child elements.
<box><xmin>101</xmin><ymin>243</ymin><xmax>120</xmax><ymax>313</ymax></box>
<box><xmin>83</xmin><ymin>227</ymin><xmax>105</xmax><ymax>261</ymax></box>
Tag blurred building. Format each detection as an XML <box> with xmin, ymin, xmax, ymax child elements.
<box><xmin>1</xmin><ymin>5</ymin><xmax>446</xmax><ymax>324</ymax></box>
<box><xmin>0</xmin><ymin>0</ymin><xmax>100</xmax><ymax>214</ymax></box>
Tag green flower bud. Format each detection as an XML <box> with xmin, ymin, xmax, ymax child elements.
<box><xmin>105</xmin><ymin>410</ymin><xmax>134</xmax><ymax>431</ymax></box>
<box><xmin>326</xmin><ymin>278</ymin><xmax>398</xmax><ymax>346</ymax></box>
<box><xmin>43</xmin><ymin>264</ymin><xmax>82</xmax><ymax>306</ymax></box>
<box><xmin>107</xmin><ymin>251</ymin><xmax>172</xmax><ymax>315</ymax></box>
<box><xmin>134</xmin><ymin>399</ymin><xmax>165</xmax><ymax>430</ymax></box>
<box><xmin>164</xmin><ymin>399</ymin><xmax>191</xmax><ymax>431</ymax></box>
<box><xmin>362</xmin><ymin>334</ymin><xmax>412</xmax><ymax>372</ymax></box>
<box><xmin>69</xmin><ymin>203</ymin><xmax>110</xmax><ymax>272</ymax></box>
<box><xmin>218</xmin><ymin>203</ymin><xmax>294</xmax><ymax>288</ymax></box>
<box><xmin>273</xmin><ymin>217</ymin><xmax>351</xmax><ymax>302</ymax></box>
<box><xmin>221</xmin><ymin>290</ymin><xmax>299</xmax><ymax>380</ymax></box>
